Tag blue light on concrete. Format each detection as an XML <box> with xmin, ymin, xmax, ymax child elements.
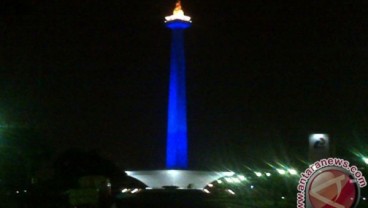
<box><xmin>166</xmin><ymin>19</ymin><xmax>191</xmax><ymax>169</ymax></box>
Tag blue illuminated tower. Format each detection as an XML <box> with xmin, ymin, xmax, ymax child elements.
<box><xmin>165</xmin><ymin>1</ymin><xmax>191</xmax><ymax>169</ymax></box>
<box><xmin>126</xmin><ymin>3</ymin><xmax>233</xmax><ymax>189</ymax></box>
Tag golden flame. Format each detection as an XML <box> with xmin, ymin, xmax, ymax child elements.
<box><xmin>165</xmin><ymin>0</ymin><xmax>191</xmax><ymax>22</ymax></box>
<box><xmin>173</xmin><ymin>0</ymin><xmax>184</xmax><ymax>16</ymax></box>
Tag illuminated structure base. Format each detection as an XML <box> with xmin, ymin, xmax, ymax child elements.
<box><xmin>126</xmin><ymin>170</ymin><xmax>234</xmax><ymax>189</ymax></box>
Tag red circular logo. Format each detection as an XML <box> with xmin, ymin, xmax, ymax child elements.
<box><xmin>308</xmin><ymin>168</ymin><xmax>358</xmax><ymax>208</ymax></box>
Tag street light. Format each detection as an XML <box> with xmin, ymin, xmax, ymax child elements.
<box><xmin>254</xmin><ymin>172</ymin><xmax>262</xmax><ymax>177</ymax></box>
<box><xmin>288</xmin><ymin>169</ymin><xmax>298</xmax><ymax>175</ymax></box>
<box><xmin>363</xmin><ymin>157</ymin><xmax>368</xmax><ymax>165</ymax></box>
<box><xmin>277</xmin><ymin>169</ymin><xmax>286</xmax><ymax>175</ymax></box>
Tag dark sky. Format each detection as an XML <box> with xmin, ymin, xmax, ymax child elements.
<box><xmin>1</xmin><ymin>1</ymin><xmax>368</xmax><ymax>169</ymax></box>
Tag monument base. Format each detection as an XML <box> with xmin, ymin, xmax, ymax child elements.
<box><xmin>125</xmin><ymin>170</ymin><xmax>234</xmax><ymax>189</ymax></box>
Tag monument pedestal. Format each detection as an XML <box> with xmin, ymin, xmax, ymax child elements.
<box><xmin>126</xmin><ymin>170</ymin><xmax>234</xmax><ymax>189</ymax></box>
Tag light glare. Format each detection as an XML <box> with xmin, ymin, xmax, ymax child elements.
<box><xmin>288</xmin><ymin>169</ymin><xmax>297</xmax><ymax>175</ymax></box>
<box><xmin>363</xmin><ymin>157</ymin><xmax>368</xmax><ymax>165</ymax></box>
<box><xmin>203</xmin><ymin>188</ymin><xmax>210</xmax><ymax>194</ymax></box>
<box><xmin>223</xmin><ymin>171</ymin><xmax>235</xmax><ymax>177</ymax></box>
<box><xmin>168</xmin><ymin>170</ymin><xmax>180</xmax><ymax>177</ymax></box>
<box><xmin>225</xmin><ymin>177</ymin><xmax>234</xmax><ymax>183</ymax></box>
<box><xmin>277</xmin><ymin>169</ymin><xmax>286</xmax><ymax>175</ymax></box>
<box><xmin>227</xmin><ymin>189</ymin><xmax>236</xmax><ymax>195</ymax></box>
<box><xmin>232</xmin><ymin>177</ymin><xmax>241</xmax><ymax>183</ymax></box>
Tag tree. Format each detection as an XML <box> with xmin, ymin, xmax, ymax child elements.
<box><xmin>53</xmin><ymin>148</ymin><xmax>126</xmax><ymax>190</ymax></box>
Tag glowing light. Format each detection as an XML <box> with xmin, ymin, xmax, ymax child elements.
<box><xmin>227</xmin><ymin>189</ymin><xmax>236</xmax><ymax>195</ymax></box>
<box><xmin>224</xmin><ymin>177</ymin><xmax>241</xmax><ymax>183</ymax></box>
<box><xmin>207</xmin><ymin>183</ymin><xmax>213</xmax><ymax>187</ymax></box>
<box><xmin>131</xmin><ymin>188</ymin><xmax>139</xmax><ymax>194</ymax></box>
<box><xmin>223</xmin><ymin>171</ymin><xmax>235</xmax><ymax>177</ymax></box>
<box><xmin>363</xmin><ymin>197</ymin><xmax>366</xmax><ymax>201</ymax></box>
<box><xmin>225</xmin><ymin>177</ymin><xmax>234</xmax><ymax>183</ymax></box>
<box><xmin>363</xmin><ymin>157</ymin><xmax>368</xmax><ymax>165</ymax></box>
<box><xmin>203</xmin><ymin>188</ymin><xmax>210</xmax><ymax>194</ymax></box>
<box><xmin>217</xmin><ymin>180</ymin><xmax>223</xmax><ymax>184</ymax></box>
<box><xmin>168</xmin><ymin>170</ymin><xmax>180</xmax><ymax>177</ymax></box>
<box><xmin>277</xmin><ymin>169</ymin><xmax>286</xmax><ymax>175</ymax></box>
<box><xmin>250</xmin><ymin>185</ymin><xmax>254</xmax><ymax>189</ymax></box>
<box><xmin>288</xmin><ymin>169</ymin><xmax>298</xmax><ymax>175</ymax></box>
<box><xmin>281</xmin><ymin>196</ymin><xmax>285</xmax><ymax>200</ymax></box>
<box><xmin>121</xmin><ymin>188</ymin><xmax>128</xmax><ymax>193</ymax></box>
<box><xmin>165</xmin><ymin>0</ymin><xmax>191</xmax><ymax>22</ymax></box>
<box><xmin>232</xmin><ymin>177</ymin><xmax>241</xmax><ymax>183</ymax></box>
<box><xmin>309</xmin><ymin>134</ymin><xmax>329</xmax><ymax>151</ymax></box>
<box><xmin>237</xmin><ymin>175</ymin><xmax>246</xmax><ymax>181</ymax></box>
<box><xmin>254</xmin><ymin>172</ymin><xmax>262</xmax><ymax>177</ymax></box>
<box><xmin>310</xmin><ymin>134</ymin><xmax>328</xmax><ymax>142</ymax></box>
<box><xmin>265</xmin><ymin>172</ymin><xmax>271</xmax><ymax>177</ymax></box>
<box><xmin>145</xmin><ymin>187</ymin><xmax>153</xmax><ymax>190</ymax></box>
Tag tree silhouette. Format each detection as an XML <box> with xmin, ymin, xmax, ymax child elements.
<box><xmin>53</xmin><ymin>148</ymin><xmax>126</xmax><ymax>190</ymax></box>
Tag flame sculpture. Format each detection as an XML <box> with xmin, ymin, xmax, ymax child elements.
<box><xmin>165</xmin><ymin>0</ymin><xmax>191</xmax><ymax>22</ymax></box>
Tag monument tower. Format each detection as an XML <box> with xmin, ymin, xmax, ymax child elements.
<box><xmin>165</xmin><ymin>0</ymin><xmax>191</xmax><ymax>169</ymax></box>
<box><xmin>126</xmin><ymin>2</ymin><xmax>233</xmax><ymax>189</ymax></box>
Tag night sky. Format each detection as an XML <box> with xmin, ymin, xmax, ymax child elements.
<box><xmin>1</xmin><ymin>1</ymin><xmax>368</xmax><ymax>170</ymax></box>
